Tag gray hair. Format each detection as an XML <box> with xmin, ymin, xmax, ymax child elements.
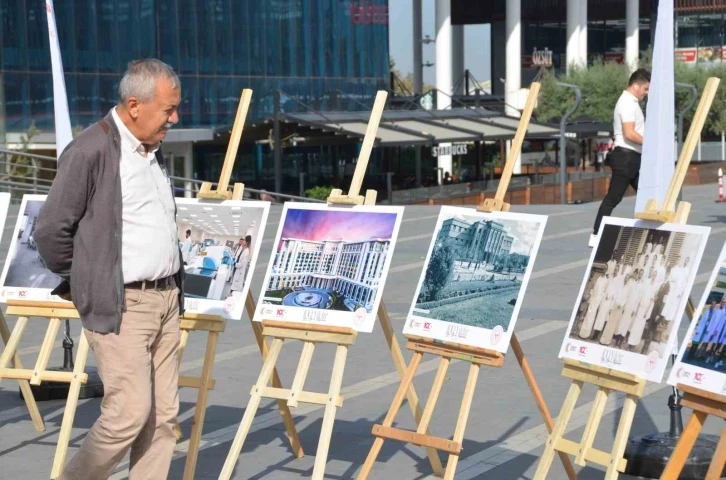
<box><xmin>118</xmin><ymin>59</ymin><xmax>180</xmax><ymax>104</ymax></box>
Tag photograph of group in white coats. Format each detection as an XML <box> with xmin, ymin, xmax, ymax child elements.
<box><xmin>569</xmin><ymin>221</ymin><xmax>703</xmax><ymax>357</ymax></box>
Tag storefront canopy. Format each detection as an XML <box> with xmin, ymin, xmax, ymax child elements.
<box><xmin>277</xmin><ymin>107</ymin><xmax>561</xmax><ymax>147</ymax></box>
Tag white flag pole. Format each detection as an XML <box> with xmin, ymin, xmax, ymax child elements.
<box><xmin>45</xmin><ymin>0</ymin><xmax>73</xmax><ymax>160</ymax></box>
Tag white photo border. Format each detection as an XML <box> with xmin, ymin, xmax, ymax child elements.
<box><xmin>402</xmin><ymin>206</ymin><xmax>548</xmax><ymax>353</ymax></box>
<box><xmin>252</xmin><ymin>202</ymin><xmax>404</xmax><ymax>332</ymax></box>
<box><xmin>558</xmin><ymin>215</ymin><xmax>710</xmax><ymax>383</ymax></box>
<box><xmin>668</xmin><ymin>240</ymin><xmax>726</xmax><ymax>396</ymax></box>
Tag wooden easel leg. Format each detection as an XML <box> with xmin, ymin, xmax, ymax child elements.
<box><xmin>0</xmin><ymin>313</ymin><xmax>44</xmax><ymax>432</ymax></box>
<box><xmin>377</xmin><ymin>303</ymin><xmax>443</xmax><ymax>475</ymax></box>
<box><xmin>705</xmin><ymin>423</ymin><xmax>726</xmax><ymax>480</ymax></box>
<box><xmin>605</xmin><ymin>394</ymin><xmax>639</xmax><ymax>480</ymax></box>
<box><xmin>312</xmin><ymin>344</ymin><xmax>349</xmax><ymax>480</ymax></box>
<box><xmin>32</xmin><ymin>317</ymin><xmax>61</xmax><ymax>386</ymax></box>
<box><xmin>245</xmin><ymin>293</ymin><xmax>303</xmax><ymax>457</ymax></box>
<box><xmin>219</xmin><ymin>338</ymin><xmax>284</xmax><ymax>480</ymax></box>
<box><xmin>575</xmin><ymin>387</ymin><xmax>610</xmax><ymax>466</ymax></box>
<box><xmin>660</xmin><ymin>410</ymin><xmax>707</xmax><ymax>480</ymax></box>
<box><xmin>50</xmin><ymin>330</ymin><xmax>90</xmax><ymax>479</ymax></box>
<box><xmin>0</xmin><ymin>315</ymin><xmax>29</xmax><ymax>380</ymax></box>
<box><xmin>511</xmin><ymin>334</ymin><xmax>576</xmax><ymax>480</ymax></box>
<box><xmin>182</xmin><ymin>330</ymin><xmax>219</xmax><ymax>480</ymax></box>
<box><xmin>533</xmin><ymin>381</ymin><xmax>584</xmax><ymax>480</ymax></box>
<box><xmin>173</xmin><ymin>328</ymin><xmax>191</xmax><ymax>442</ymax></box>
<box><xmin>443</xmin><ymin>363</ymin><xmax>479</xmax><ymax>480</ymax></box>
<box><xmin>358</xmin><ymin>352</ymin><xmax>424</xmax><ymax>480</ymax></box>
<box><xmin>288</xmin><ymin>341</ymin><xmax>315</xmax><ymax>408</ymax></box>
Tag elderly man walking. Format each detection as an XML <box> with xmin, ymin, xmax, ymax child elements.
<box><xmin>34</xmin><ymin>59</ymin><xmax>185</xmax><ymax>480</ymax></box>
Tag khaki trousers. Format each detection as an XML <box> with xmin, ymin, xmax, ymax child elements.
<box><xmin>59</xmin><ymin>287</ymin><xmax>180</xmax><ymax>480</ymax></box>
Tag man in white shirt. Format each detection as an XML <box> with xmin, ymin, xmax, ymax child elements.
<box><xmin>38</xmin><ymin>59</ymin><xmax>184</xmax><ymax>480</ymax></box>
<box><xmin>590</xmin><ymin>69</ymin><xmax>650</xmax><ymax>247</ymax></box>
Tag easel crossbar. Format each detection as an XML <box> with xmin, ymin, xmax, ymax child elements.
<box><xmin>679</xmin><ymin>386</ymin><xmax>726</xmax><ymax>419</ymax></box>
<box><xmin>262</xmin><ymin>325</ymin><xmax>357</xmax><ymax>345</ymax></box>
<box><xmin>372</xmin><ymin>425</ymin><xmax>461</xmax><ymax>454</ymax></box>
<box><xmin>555</xmin><ymin>437</ymin><xmax>627</xmax><ymax>471</ymax></box>
<box><xmin>562</xmin><ymin>361</ymin><xmax>646</xmax><ymax>397</ymax></box>
<box><xmin>0</xmin><ymin>368</ymin><xmax>88</xmax><ymax>384</ymax></box>
<box><xmin>255</xmin><ymin>386</ymin><xmax>344</xmax><ymax>407</ymax></box>
<box><xmin>407</xmin><ymin>339</ymin><xmax>504</xmax><ymax>367</ymax></box>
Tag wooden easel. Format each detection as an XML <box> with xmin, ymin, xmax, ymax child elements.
<box><xmin>0</xmin><ymin>301</ymin><xmax>90</xmax><ymax>479</ymax></box>
<box><xmin>357</xmin><ymin>82</ymin><xmax>577</xmax><ymax>480</ymax></box>
<box><xmin>218</xmin><ymin>90</ymin><xmax>442</xmax><ymax>479</ymax></box>
<box><xmin>660</xmin><ymin>386</ymin><xmax>726</xmax><ymax>479</ymax></box>
<box><xmin>0</xmin><ymin>311</ymin><xmax>45</xmax><ymax>432</ymax></box>
<box><xmin>533</xmin><ymin>76</ymin><xmax>721</xmax><ymax>480</ymax></box>
<box><xmin>174</xmin><ymin>88</ymin><xmax>303</xmax><ymax>480</ymax></box>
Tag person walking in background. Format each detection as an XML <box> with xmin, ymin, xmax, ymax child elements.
<box><xmin>34</xmin><ymin>59</ymin><xmax>185</xmax><ymax>480</ymax></box>
<box><xmin>590</xmin><ymin>69</ymin><xmax>651</xmax><ymax>248</ymax></box>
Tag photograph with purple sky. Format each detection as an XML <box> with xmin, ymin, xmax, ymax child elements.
<box><xmin>277</xmin><ymin>208</ymin><xmax>398</xmax><ymax>246</ymax></box>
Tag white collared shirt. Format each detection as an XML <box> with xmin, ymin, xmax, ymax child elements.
<box><xmin>613</xmin><ymin>90</ymin><xmax>645</xmax><ymax>153</ymax></box>
<box><xmin>111</xmin><ymin>107</ymin><xmax>180</xmax><ymax>283</ymax></box>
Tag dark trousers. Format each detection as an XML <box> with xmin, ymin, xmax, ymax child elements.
<box><xmin>593</xmin><ymin>147</ymin><xmax>641</xmax><ymax>235</ymax></box>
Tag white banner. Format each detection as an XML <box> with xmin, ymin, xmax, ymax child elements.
<box><xmin>45</xmin><ymin>0</ymin><xmax>73</xmax><ymax>159</ymax></box>
<box><xmin>635</xmin><ymin>0</ymin><xmax>674</xmax><ymax>213</ymax></box>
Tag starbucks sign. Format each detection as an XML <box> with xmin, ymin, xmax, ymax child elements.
<box><xmin>431</xmin><ymin>144</ymin><xmax>468</xmax><ymax>157</ymax></box>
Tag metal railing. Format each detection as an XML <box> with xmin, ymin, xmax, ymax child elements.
<box><xmin>0</xmin><ymin>148</ymin><xmax>324</xmax><ymax>204</ymax></box>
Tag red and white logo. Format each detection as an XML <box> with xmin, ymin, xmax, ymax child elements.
<box><xmin>276</xmin><ymin>308</ymin><xmax>286</xmax><ymax>317</ymax></box>
<box><xmin>18</xmin><ymin>290</ymin><xmax>27</xmax><ymax>298</ymax></box>
<box><xmin>353</xmin><ymin>308</ymin><xmax>367</xmax><ymax>327</ymax></box>
<box><xmin>645</xmin><ymin>351</ymin><xmax>659</xmax><ymax>374</ymax></box>
<box><xmin>490</xmin><ymin>325</ymin><xmax>504</xmax><ymax>345</ymax></box>
<box><xmin>423</xmin><ymin>322</ymin><xmax>432</xmax><ymax>332</ymax></box>
<box><xmin>694</xmin><ymin>372</ymin><xmax>704</xmax><ymax>384</ymax></box>
<box><xmin>578</xmin><ymin>346</ymin><xmax>588</xmax><ymax>356</ymax></box>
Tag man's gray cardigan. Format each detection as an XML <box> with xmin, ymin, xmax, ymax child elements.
<box><xmin>34</xmin><ymin>109</ymin><xmax>185</xmax><ymax>334</ymax></box>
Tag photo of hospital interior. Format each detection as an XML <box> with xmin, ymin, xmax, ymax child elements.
<box><xmin>176</xmin><ymin>203</ymin><xmax>264</xmax><ymax>302</ymax></box>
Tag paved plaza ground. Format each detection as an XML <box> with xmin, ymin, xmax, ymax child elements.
<box><xmin>2</xmin><ymin>183</ymin><xmax>726</xmax><ymax>479</ymax></box>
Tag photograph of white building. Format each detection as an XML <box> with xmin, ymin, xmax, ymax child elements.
<box><xmin>267</xmin><ymin>237</ymin><xmax>390</xmax><ymax>313</ymax></box>
<box><xmin>256</xmin><ymin>203</ymin><xmax>404</xmax><ymax>332</ymax></box>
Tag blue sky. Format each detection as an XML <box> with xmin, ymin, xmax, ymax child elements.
<box><xmin>388</xmin><ymin>0</ymin><xmax>491</xmax><ymax>86</ymax></box>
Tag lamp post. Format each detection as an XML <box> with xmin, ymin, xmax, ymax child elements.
<box><xmin>557</xmin><ymin>82</ymin><xmax>581</xmax><ymax>204</ymax></box>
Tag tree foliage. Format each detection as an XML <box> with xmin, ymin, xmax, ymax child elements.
<box><xmin>418</xmin><ymin>243</ymin><xmax>455</xmax><ymax>303</ymax></box>
<box><xmin>535</xmin><ymin>57</ymin><xmax>726</xmax><ymax>137</ymax></box>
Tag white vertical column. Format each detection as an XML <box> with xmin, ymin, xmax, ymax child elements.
<box><xmin>452</xmin><ymin>25</ymin><xmax>465</xmax><ymax>95</ymax></box>
<box><xmin>435</xmin><ymin>0</ymin><xmax>453</xmax><ymax>182</ymax></box>
<box><xmin>183</xmin><ymin>143</ymin><xmax>194</xmax><ymax>198</ymax></box>
<box><xmin>413</xmin><ymin>0</ymin><xmax>423</xmax><ymax>94</ymax></box>
<box><xmin>579</xmin><ymin>0</ymin><xmax>588</xmax><ymax>67</ymax></box>
<box><xmin>505</xmin><ymin>0</ymin><xmax>522</xmax><ymax>174</ymax></box>
<box><xmin>626</xmin><ymin>0</ymin><xmax>639</xmax><ymax>71</ymax></box>
<box><xmin>566</xmin><ymin>0</ymin><xmax>580</xmax><ymax>72</ymax></box>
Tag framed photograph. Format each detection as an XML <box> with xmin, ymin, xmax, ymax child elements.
<box><xmin>402</xmin><ymin>206</ymin><xmax>547</xmax><ymax>352</ymax></box>
<box><xmin>559</xmin><ymin>216</ymin><xmax>710</xmax><ymax>382</ymax></box>
<box><xmin>175</xmin><ymin>198</ymin><xmax>270</xmax><ymax>320</ymax></box>
<box><xmin>668</xmin><ymin>240</ymin><xmax>726</xmax><ymax>396</ymax></box>
<box><xmin>0</xmin><ymin>195</ymin><xmax>270</xmax><ymax>321</ymax></box>
<box><xmin>0</xmin><ymin>195</ymin><xmax>67</xmax><ymax>303</ymax></box>
<box><xmin>253</xmin><ymin>203</ymin><xmax>404</xmax><ymax>332</ymax></box>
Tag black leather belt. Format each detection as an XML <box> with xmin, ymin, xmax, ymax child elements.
<box><xmin>125</xmin><ymin>275</ymin><xmax>176</xmax><ymax>291</ymax></box>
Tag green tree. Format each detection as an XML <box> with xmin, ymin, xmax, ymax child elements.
<box><xmin>418</xmin><ymin>243</ymin><xmax>455</xmax><ymax>303</ymax></box>
<box><xmin>536</xmin><ymin>57</ymin><xmax>726</xmax><ymax>138</ymax></box>
<box><xmin>305</xmin><ymin>185</ymin><xmax>333</xmax><ymax>200</ymax></box>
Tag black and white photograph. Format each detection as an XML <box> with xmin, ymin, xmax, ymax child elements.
<box><xmin>560</xmin><ymin>216</ymin><xmax>709</xmax><ymax>382</ymax></box>
<box><xmin>404</xmin><ymin>206</ymin><xmax>547</xmax><ymax>352</ymax></box>
<box><xmin>669</xmin><ymin>241</ymin><xmax>726</xmax><ymax>396</ymax></box>
<box><xmin>0</xmin><ymin>195</ymin><xmax>65</xmax><ymax>302</ymax></box>
<box><xmin>176</xmin><ymin>198</ymin><xmax>270</xmax><ymax>320</ymax></box>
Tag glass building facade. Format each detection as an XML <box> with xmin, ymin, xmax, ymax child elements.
<box><xmin>0</xmin><ymin>0</ymin><xmax>390</xmax><ymax>133</ymax></box>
